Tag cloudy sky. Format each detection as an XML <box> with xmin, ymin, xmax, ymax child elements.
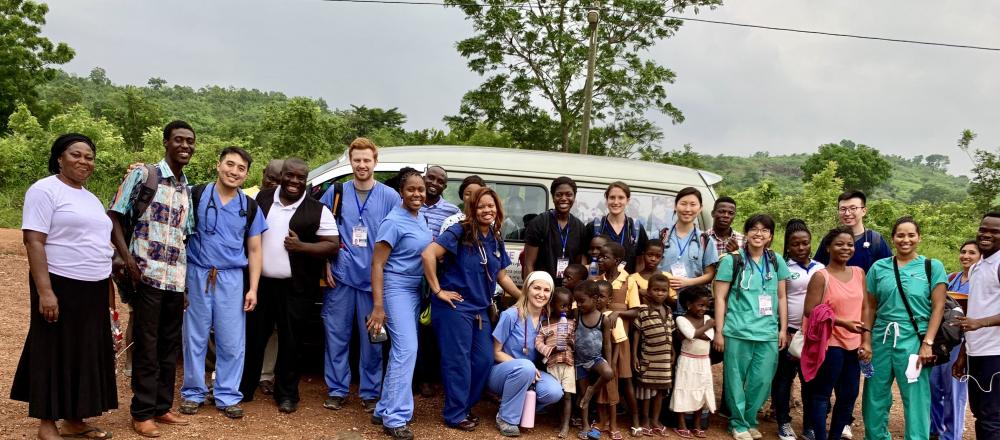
<box><xmin>41</xmin><ymin>0</ymin><xmax>999</xmax><ymax>175</ymax></box>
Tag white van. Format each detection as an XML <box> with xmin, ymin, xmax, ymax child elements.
<box><xmin>308</xmin><ymin>145</ymin><xmax>723</xmax><ymax>284</ymax></box>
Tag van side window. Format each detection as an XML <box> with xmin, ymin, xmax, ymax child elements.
<box><xmin>572</xmin><ymin>188</ymin><xmax>678</xmax><ymax>236</ymax></box>
<box><xmin>440</xmin><ymin>180</ymin><xmax>547</xmax><ymax>243</ymax></box>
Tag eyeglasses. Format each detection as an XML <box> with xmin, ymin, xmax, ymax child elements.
<box><xmin>838</xmin><ymin>206</ymin><xmax>865</xmax><ymax>214</ymax></box>
<box><xmin>748</xmin><ymin>228</ymin><xmax>771</xmax><ymax>236</ymax></box>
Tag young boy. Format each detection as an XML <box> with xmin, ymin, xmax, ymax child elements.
<box><xmin>536</xmin><ymin>287</ymin><xmax>577</xmax><ymax>438</ymax></box>
<box><xmin>599</xmin><ymin>242</ymin><xmax>644</xmax><ymax>435</ymax></box>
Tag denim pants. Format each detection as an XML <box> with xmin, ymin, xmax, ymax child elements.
<box><xmin>805</xmin><ymin>346</ymin><xmax>860</xmax><ymax>440</ymax></box>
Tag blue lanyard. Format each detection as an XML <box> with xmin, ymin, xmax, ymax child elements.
<box><xmin>671</xmin><ymin>226</ymin><xmax>697</xmax><ymax>259</ymax></box>
<box><xmin>353</xmin><ymin>183</ymin><xmax>371</xmax><ymax>224</ymax></box>
<box><xmin>747</xmin><ymin>252</ymin><xmax>770</xmax><ymax>287</ymax></box>
<box><xmin>553</xmin><ymin>211</ymin><xmax>570</xmax><ymax>257</ymax></box>
<box><xmin>948</xmin><ymin>273</ymin><xmax>968</xmax><ymax>292</ymax></box>
<box><xmin>601</xmin><ymin>217</ymin><xmax>626</xmax><ymax>246</ymax></box>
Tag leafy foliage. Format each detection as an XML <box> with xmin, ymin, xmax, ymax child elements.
<box><xmin>0</xmin><ymin>0</ymin><xmax>74</xmax><ymax>132</ymax></box>
<box><xmin>801</xmin><ymin>140</ymin><xmax>892</xmax><ymax>194</ymax></box>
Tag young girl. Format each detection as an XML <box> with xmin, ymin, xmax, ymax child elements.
<box><xmin>627</xmin><ymin>239</ymin><xmax>675</xmax><ymax>305</ymax></box>
<box><xmin>536</xmin><ymin>287</ymin><xmax>578</xmax><ymax>439</ymax></box>
<box><xmin>599</xmin><ymin>242</ymin><xmax>642</xmax><ymax>438</ymax></box>
<box><xmin>631</xmin><ymin>273</ymin><xmax>676</xmax><ymax>437</ymax></box>
<box><xmin>574</xmin><ymin>280</ymin><xmax>615</xmax><ymax>440</ymax></box>
<box><xmin>672</xmin><ymin>286</ymin><xmax>716</xmax><ymax>438</ymax></box>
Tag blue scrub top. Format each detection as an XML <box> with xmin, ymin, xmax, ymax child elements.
<box><xmin>376</xmin><ymin>205</ymin><xmax>432</xmax><ymax>287</ymax></box>
<box><xmin>188</xmin><ymin>185</ymin><xmax>267</xmax><ymax>270</ymax></box>
<box><xmin>435</xmin><ymin>223</ymin><xmax>512</xmax><ymax>313</ymax></box>
<box><xmin>322</xmin><ymin>181</ymin><xmax>401</xmax><ymax>291</ymax></box>
<box><xmin>657</xmin><ymin>225</ymin><xmax>719</xmax><ymax>278</ymax></box>
<box><xmin>947</xmin><ymin>271</ymin><xmax>971</xmax><ymax>294</ymax></box>
<box><xmin>493</xmin><ymin>307</ymin><xmax>544</xmax><ymax>360</ymax></box>
<box><xmin>813</xmin><ymin>228</ymin><xmax>892</xmax><ymax>272</ymax></box>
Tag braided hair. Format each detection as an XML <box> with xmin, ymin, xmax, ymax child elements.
<box><xmin>783</xmin><ymin>219</ymin><xmax>810</xmax><ymax>258</ymax></box>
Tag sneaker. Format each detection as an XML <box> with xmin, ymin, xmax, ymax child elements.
<box><xmin>383</xmin><ymin>425</ymin><xmax>415</xmax><ymax>440</ymax></box>
<box><xmin>801</xmin><ymin>429</ymin><xmax>816</xmax><ymax>440</ymax></box>
<box><xmin>371</xmin><ymin>412</ymin><xmax>383</xmax><ymax>426</ymax></box>
<box><xmin>496</xmin><ymin>415</ymin><xmax>521</xmax><ymax>437</ymax></box>
<box><xmin>748</xmin><ymin>428</ymin><xmax>763</xmax><ymax>440</ymax></box>
<box><xmin>178</xmin><ymin>399</ymin><xmax>202</xmax><ymax>415</ymax></box>
<box><xmin>841</xmin><ymin>426</ymin><xmax>853</xmax><ymax>440</ymax></box>
<box><xmin>323</xmin><ymin>396</ymin><xmax>345</xmax><ymax>410</ymax></box>
<box><xmin>220</xmin><ymin>405</ymin><xmax>244</xmax><ymax>419</ymax></box>
<box><xmin>361</xmin><ymin>399</ymin><xmax>379</xmax><ymax>413</ymax></box>
<box><xmin>778</xmin><ymin>423</ymin><xmax>796</xmax><ymax>440</ymax></box>
<box><xmin>731</xmin><ymin>431</ymin><xmax>753</xmax><ymax>440</ymax></box>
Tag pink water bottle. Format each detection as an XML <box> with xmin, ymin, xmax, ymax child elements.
<box><xmin>520</xmin><ymin>384</ymin><xmax>537</xmax><ymax>428</ymax></box>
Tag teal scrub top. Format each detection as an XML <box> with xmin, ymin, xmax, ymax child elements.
<box><xmin>865</xmin><ymin>256</ymin><xmax>947</xmax><ymax>334</ymax></box>
<box><xmin>716</xmin><ymin>249</ymin><xmax>791</xmax><ymax>341</ymax></box>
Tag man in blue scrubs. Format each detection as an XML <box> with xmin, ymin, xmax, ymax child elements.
<box><xmin>320</xmin><ymin>138</ymin><xmax>401</xmax><ymax>412</ymax></box>
<box><xmin>179</xmin><ymin>147</ymin><xmax>266</xmax><ymax>419</ymax></box>
<box><xmin>813</xmin><ymin>190</ymin><xmax>892</xmax><ymax>272</ymax></box>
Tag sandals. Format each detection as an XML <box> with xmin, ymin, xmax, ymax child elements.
<box><xmin>673</xmin><ymin>428</ymin><xmax>694</xmax><ymax>438</ymax></box>
<box><xmin>650</xmin><ymin>427</ymin><xmax>668</xmax><ymax>437</ymax></box>
<box><xmin>62</xmin><ymin>426</ymin><xmax>113</xmax><ymax>439</ymax></box>
<box><xmin>693</xmin><ymin>429</ymin><xmax>707</xmax><ymax>438</ymax></box>
<box><xmin>609</xmin><ymin>431</ymin><xmax>624</xmax><ymax>440</ymax></box>
<box><xmin>578</xmin><ymin>427</ymin><xmax>602</xmax><ymax>440</ymax></box>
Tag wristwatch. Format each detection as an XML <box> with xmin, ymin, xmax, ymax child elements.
<box><xmin>923</xmin><ymin>339</ymin><xmax>934</xmax><ymax>347</ymax></box>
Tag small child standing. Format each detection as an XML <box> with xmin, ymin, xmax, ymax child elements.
<box><xmin>631</xmin><ymin>273</ymin><xmax>675</xmax><ymax>436</ymax></box>
<box><xmin>671</xmin><ymin>286</ymin><xmax>716</xmax><ymax>439</ymax></box>
<box><xmin>536</xmin><ymin>287</ymin><xmax>578</xmax><ymax>439</ymax></box>
<box><xmin>627</xmin><ymin>239</ymin><xmax>675</xmax><ymax>304</ymax></box>
<box><xmin>599</xmin><ymin>242</ymin><xmax>643</xmax><ymax>437</ymax></box>
<box><xmin>574</xmin><ymin>280</ymin><xmax>615</xmax><ymax>440</ymax></box>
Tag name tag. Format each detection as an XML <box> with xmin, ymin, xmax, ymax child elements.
<box><xmin>556</xmin><ymin>258</ymin><xmax>570</xmax><ymax>279</ymax></box>
<box><xmin>758</xmin><ymin>294</ymin><xmax>773</xmax><ymax>316</ymax></box>
<box><xmin>670</xmin><ymin>261</ymin><xmax>689</xmax><ymax>279</ymax></box>
<box><xmin>352</xmin><ymin>225</ymin><xmax>369</xmax><ymax>247</ymax></box>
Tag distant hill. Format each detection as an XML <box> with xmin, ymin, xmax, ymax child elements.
<box><xmin>702</xmin><ymin>152</ymin><xmax>969</xmax><ymax>202</ymax></box>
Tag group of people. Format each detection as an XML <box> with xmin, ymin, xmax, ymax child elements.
<box><xmin>10</xmin><ymin>120</ymin><xmax>1000</xmax><ymax>440</ymax></box>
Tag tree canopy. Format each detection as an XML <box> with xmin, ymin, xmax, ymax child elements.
<box><xmin>800</xmin><ymin>139</ymin><xmax>892</xmax><ymax>193</ymax></box>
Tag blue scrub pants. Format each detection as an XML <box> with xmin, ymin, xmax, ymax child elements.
<box><xmin>433</xmin><ymin>303</ymin><xmax>493</xmax><ymax>425</ymax></box>
<box><xmin>930</xmin><ymin>345</ymin><xmax>967</xmax><ymax>440</ymax></box>
<box><xmin>488</xmin><ymin>359</ymin><xmax>564</xmax><ymax>425</ymax></box>
<box><xmin>322</xmin><ymin>284</ymin><xmax>383</xmax><ymax>400</ymax></box>
<box><xmin>181</xmin><ymin>265</ymin><xmax>245</xmax><ymax>408</ymax></box>
<box><xmin>374</xmin><ymin>280</ymin><xmax>421</xmax><ymax>428</ymax></box>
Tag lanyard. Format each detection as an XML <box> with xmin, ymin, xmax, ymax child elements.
<box><xmin>949</xmin><ymin>273</ymin><xmax>968</xmax><ymax>292</ymax></box>
<box><xmin>522</xmin><ymin>311</ymin><xmax>544</xmax><ymax>355</ymax></box>
<box><xmin>747</xmin><ymin>252</ymin><xmax>770</xmax><ymax>287</ymax></box>
<box><xmin>602</xmin><ymin>216</ymin><xmax>626</xmax><ymax>246</ymax></box>
<box><xmin>794</xmin><ymin>260</ymin><xmax>817</xmax><ymax>274</ymax></box>
<box><xmin>353</xmin><ymin>183</ymin><xmax>372</xmax><ymax>224</ymax></box>
<box><xmin>554</xmin><ymin>211</ymin><xmax>570</xmax><ymax>257</ymax></box>
<box><xmin>671</xmin><ymin>226</ymin><xmax>697</xmax><ymax>259</ymax></box>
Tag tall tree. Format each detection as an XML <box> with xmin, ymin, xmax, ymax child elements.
<box><xmin>959</xmin><ymin>129</ymin><xmax>1000</xmax><ymax>211</ymax></box>
<box><xmin>105</xmin><ymin>86</ymin><xmax>163</xmax><ymax>151</ymax></box>
<box><xmin>0</xmin><ymin>0</ymin><xmax>74</xmax><ymax>132</ymax></box>
<box><xmin>444</xmin><ymin>0</ymin><xmax>720</xmax><ymax>152</ymax></box>
<box><xmin>801</xmin><ymin>139</ymin><xmax>891</xmax><ymax>193</ymax></box>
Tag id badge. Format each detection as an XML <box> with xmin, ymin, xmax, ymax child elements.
<box><xmin>352</xmin><ymin>225</ymin><xmax>369</xmax><ymax>247</ymax></box>
<box><xmin>556</xmin><ymin>258</ymin><xmax>570</xmax><ymax>279</ymax></box>
<box><xmin>758</xmin><ymin>294</ymin><xmax>773</xmax><ymax>316</ymax></box>
<box><xmin>670</xmin><ymin>261</ymin><xmax>689</xmax><ymax>279</ymax></box>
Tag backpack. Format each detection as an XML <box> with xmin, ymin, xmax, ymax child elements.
<box><xmin>112</xmin><ymin>164</ymin><xmax>161</xmax><ymax>304</ymax></box>
<box><xmin>727</xmin><ymin>248</ymin><xmax>779</xmax><ymax>289</ymax></box>
<box><xmin>190</xmin><ymin>183</ymin><xmax>260</xmax><ymax>294</ymax></box>
<box><xmin>327</xmin><ymin>181</ymin><xmax>345</xmax><ymax>228</ymax></box>
<box><xmin>894</xmin><ymin>258</ymin><xmax>964</xmax><ymax>367</ymax></box>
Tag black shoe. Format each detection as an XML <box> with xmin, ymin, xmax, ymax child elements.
<box><xmin>220</xmin><ymin>405</ymin><xmax>244</xmax><ymax>419</ymax></box>
<box><xmin>466</xmin><ymin>413</ymin><xmax>480</xmax><ymax>425</ymax></box>
<box><xmin>178</xmin><ymin>399</ymin><xmax>202</xmax><ymax>415</ymax></box>
<box><xmin>361</xmin><ymin>399</ymin><xmax>379</xmax><ymax>413</ymax></box>
<box><xmin>383</xmin><ymin>425</ymin><xmax>414</xmax><ymax>440</ymax></box>
<box><xmin>323</xmin><ymin>396</ymin><xmax>345</xmax><ymax>410</ymax></box>
<box><xmin>447</xmin><ymin>419</ymin><xmax>476</xmax><ymax>432</ymax></box>
<box><xmin>372</xmin><ymin>412</ymin><xmax>384</xmax><ymax>426</ymax></box>
<box><xmin>278</xmin><ymin>400</ymin><xmax>297</xmax><ymax>413</ymax></box>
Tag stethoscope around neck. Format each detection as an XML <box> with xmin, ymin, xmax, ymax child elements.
<box><xmin>664</xmin><ymin>224</ymin><xmax>699</xmax><ymax>260</ymax></box>
<box><xmin>739</xmin><ymin>247</ymin><xmax>774</xmax><ymax>290</ymax></box>
<box><xmin>203</xmin><ymin>183</ymin><xmax>247</xmax><ymax>235</ymax></box>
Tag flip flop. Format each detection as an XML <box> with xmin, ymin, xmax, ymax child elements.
<box><xmin>693</xmin><ymin>429</ymin><xmax>707</xmax><ymax>438</ymax></box>
<box><xmin>609</xmin><ymin>430</ymin><xmax>624</xmax><ymax>440</ymax></box>
<box><xmin>62</xmin><ymin>426</ymin><xmax>113</xmax><ymax>439</ymax></box>
<box><xmin>672</xmin><ymin>428</ymin><xmax>694</xmax><ymax>438</ymax></box>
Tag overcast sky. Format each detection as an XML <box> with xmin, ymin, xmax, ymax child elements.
<box><xmin>41</xmin><ymin>0</ymin><xmax>1000</xmax><ymax>175</ymax></box>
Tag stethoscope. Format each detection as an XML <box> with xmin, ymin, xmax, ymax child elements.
<box><xmin>203</xmin><ymin>183</ymin><xmax>247</xmax><ymax>235</ymax></box>
<box><xmin>861</xmin><ymin>229</ymin><xmax>871</xmax><ymax>249</ymax></box>
<box><xmin>599</xmin><ymin>216</ymin><xmax>628</xmax><ymax>246</ymax></box>
<box><xmin>522</xmin><ymin>311</ymin><xmax>545</xmax><ymax>355</ymax></box>
<box><xmin>664</xmin><ymin>225</ymin><xmax>700</xmax><ymax>260</ymax></box>
<box><xmin>478</xmin><ymin>236</ymin><xmax>502</xmax><ymax>283</ymax></box>
<box><xmin>740</xmin><ymin>248</ymin><xmax>774</xmax><ymax>290</ymax></box>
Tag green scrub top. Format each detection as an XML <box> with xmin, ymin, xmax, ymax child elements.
<box><xmin>865</xmin><ymin>255</ymin><xmax>947</xmax><ymax>335</ymax></box>
<box><xmin>717</xmin><ymin>249</ymin><xmax>792</xmax><ymax>341</ymax></box>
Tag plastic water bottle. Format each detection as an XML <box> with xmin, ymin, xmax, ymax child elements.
<box><xmin>860</xmin><ymin>359</ymin><xmax>874</xmax><ymax>379</ymax></box>
<box><xmin>520</xmin><ymin>384</ymin><xmax>537</xmax><ymax>428</ymax></box>
<box><xmin>589</xmin><ymin>257</ymin><xmax>600</xmax><ymax>278</ymax></box>
<box><xmin>556</xmin><ymin>312</ymin><xmax>569</xmax><ymax>351</ymax></box>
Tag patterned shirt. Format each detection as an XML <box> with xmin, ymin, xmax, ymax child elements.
<box><xmin>109</xmin><ymin>160</ymin><xmax>193</xmax><ymax>292</ymax></box>
<box><xmin>706</xmin><ymin>228</ymin><xmax>744</xmax><ymax>257</ymax></box>
<box><xmin>420</xmin><ymin>197</ymin><xmax>460</xmax><ymax>241</ymax></box>
<box><xmin>535</xmin><ymin>319</ymin><xmax>577</xmax><ymax>368</ymax></box>
<box><xmin>635</xmin><ymin>306</ymin><xmax>674</xmax><ymax>388</ymax></box>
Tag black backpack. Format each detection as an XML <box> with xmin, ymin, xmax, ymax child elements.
<box><xmin>190</xmin><ymin>184</ymin><xmax>259</xmax><ymax>294</ymax></box>
<box><xmin>727</xmin><ymin>249</ymin><xmax>779</xmax><ymax>289</ymax></box>
<box><xmin>893</xmin><ymin>258</ymin><xmax>964</xmax><ymax>367</ymax></box>
<box><xmin>112</xmin><ymin>164</ymin><xmax>161</xmax><ymax>303</ymax></box>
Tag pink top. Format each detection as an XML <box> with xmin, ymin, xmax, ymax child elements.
<box><xmin>822</xmin><ymin>267</ymin><xmax>865</xmax><ymax>350</ymax></box>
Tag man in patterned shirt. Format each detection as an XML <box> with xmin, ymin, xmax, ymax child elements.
<box><xmin>705</xmin><ymin>196</ymin><xmax>744</xmax><ymax>256</ymax></box>
<box><xmin>109</xmin><ymin>120</ymin><xmax>195</xmax><ymax>437</ymax></box>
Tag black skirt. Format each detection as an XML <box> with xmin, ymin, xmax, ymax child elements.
<box><xmin>10</xmin><ymin>273</ymin><xmax>118</xmax><ymax>420</ymax></box>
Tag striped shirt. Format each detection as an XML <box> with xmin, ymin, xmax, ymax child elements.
<box><xmin>535</xmin><ymin>320</ymin><xmax>577</xmax><ymax>368</ymax></box>
<box><xmin>420</xmin><ymin>197</ymin><xmax>460</xmax><ymax>241</ymax></box>
<box><xmin>635</xmin><ymin>306</ymin><xmax>674</xmax><ymax>388</ymax></box>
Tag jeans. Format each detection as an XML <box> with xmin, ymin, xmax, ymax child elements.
<box><xmin>805</xmin><ymin>347</ymin><xmax>860</xmax><ymax>440</ymax></box>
